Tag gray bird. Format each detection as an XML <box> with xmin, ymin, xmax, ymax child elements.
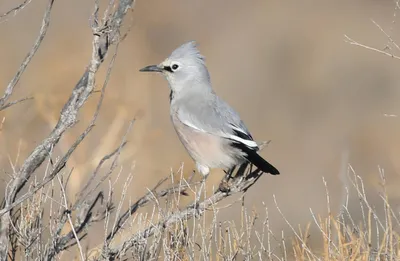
<box><xmin>140</xmin><ymin>41</ymin><xmax>279</xmax><ymax>178</ymax></box>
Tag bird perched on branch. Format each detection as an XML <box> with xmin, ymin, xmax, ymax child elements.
<box><xmin>140</xmin><ymin>41</ymin><xmax>279</xmax><ymax>179</ymax></box>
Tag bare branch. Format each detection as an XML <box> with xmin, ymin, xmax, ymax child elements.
<box><xmin>56</xmin><ymin>176</ymin><xmax>85</xmax><ymax>261</ymax></box>
<box><xmin>74</xmin><ymin>119</ymin><xmax>134</xmax><ymax>210</ymax></box>
<box><xmin>371</xmin><ymin>19</ymin><xmax>400</xmax><ymax>52</ymax></box>
<box><xmin>0</xmin><ymin>0</ymin><xmax>136</xmax><ymax>259</ymax></box>
<box><xmin>0</xmin><ymin>97</ymin><xmax>33</xmax><ymax>111</ymax></box>
<box><xmin>104</xmin><ymin>176</ymin><xmax>195</xmax><ymax>245</ymax></box>
<box><xmin>0</xmin><ymin>0</ymin><xmax>54</xmax><ymax>111</ymax></box>
<box><xmin>43</xmin><ymin>119</ymin><xmax>132</xmax><ymax>259</ymax></box>
<box><xmin>344</xmin><ymin>35</ymin><xmax>400</xmax><ymax>60</ymax></box>
<box><xmin>0</xmin><ymin>0</ymin><xmax>33</xmax><ymax>23</ymax></box>
<box><xmin>106</xmin><ymin>164</ymin><xmax>266</xmax><ymax>259</ymax></box>
<box><xmin>0</xmin><ymin>43</ymin><xmax>120</xmax><ymax>218</ymax></box>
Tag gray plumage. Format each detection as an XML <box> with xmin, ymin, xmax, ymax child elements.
<box><xmin>140</xmin><ymin>41</ymin><xmax>279</xmax><ymax>177</ymax></box>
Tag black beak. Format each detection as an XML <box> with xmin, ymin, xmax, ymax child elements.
<box><xmin>139</xmin><ymin>65</ymin><xmax>163</xmax><ymax>73</ymax></box>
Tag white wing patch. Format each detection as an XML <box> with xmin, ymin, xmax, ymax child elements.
<box><xmin>229</xmin><ymin>124</ymin><xmax>247</xmax><ymax>134</ymax></box>
<box><xmin>181</xmin><ymin>117</ymin><xmax>258</xmax><ymax>148</ymax></box>
<box><xmin>228</xmin><ymin>124</ymin><xmax>258</xmax><ymax>148</ymax></box>
<box><xmin>227</xmin><ymin>134</ymin><xmax>258</xmax><ymax>148</ymax></box>
<box><xmin>181</xmin><ymin>119</ymin><xmax>206</xmax><ymax>132</ymax></box>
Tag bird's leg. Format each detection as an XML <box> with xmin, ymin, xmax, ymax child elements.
<box><xmin>194</xmin><ymin>174</ymin><xmax>209</xmax><ymax>218</ymax></box>
<box><xmin>195</xmin><ymin>174</ymin><xmax>207</xmax><ymax>204</ymax></box>
<box><xmin>195</xmin><ymin>164</ymin><xmax>208</xmax><ymax>199</ymax></box>
<box><xmin>219</xmin><ymin>168</ymin><xmax>234</xmax><ymax>192</ymax></box>
<box><xmin>193</xmin><ymin>164</ymin><xmax>209</xmax><ymax>216</ymax></box>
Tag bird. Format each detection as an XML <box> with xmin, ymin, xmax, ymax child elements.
<box><xmin>139</xmin><ymin>41</ymin><xmax>279</xmax><ymax>179</ymax></box>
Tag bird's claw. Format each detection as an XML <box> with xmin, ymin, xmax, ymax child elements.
<box><xmin>194</xmin><ymin>201</ymin><xmax>201</xmax><ymax>218</ymax></box>
<box><xmin>219</xmin><ymin>179</ymin><xmax>231</xmax><ymax>193</ymax></box>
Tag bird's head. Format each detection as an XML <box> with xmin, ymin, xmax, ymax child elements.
<box><xmin>139</xmin><ymin>41</ymin><xmax>211</xmax><ymax>93</ymax></box>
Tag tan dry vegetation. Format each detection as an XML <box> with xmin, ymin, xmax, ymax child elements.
<box><xmin>1</xmin><ymin>0</ymin><xmax>400</xmax><ymax>260</ymax></box>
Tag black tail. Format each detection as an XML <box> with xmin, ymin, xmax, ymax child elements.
<box><xmin>246</xmin><ymin>149</ymin><xmax>279</xmax><ymax>174</ymax></box>
<box><xmin>228</xmin><ymin>131</ymin><xmax>280</xmax><ymax>175</ymax></box>
<box><xmin>232</xmin><ymin>141</ymin><xmax>279</xmax><ymax>175</ymax></box>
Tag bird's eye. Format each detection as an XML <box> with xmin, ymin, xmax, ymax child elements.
<box><xmin>171</xmin><ymin>64</ymin><xmax>179</xmax><ymax>70</ymax></box>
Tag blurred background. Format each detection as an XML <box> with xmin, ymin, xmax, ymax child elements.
<box><xmin>1</xmin><ymin>0</ymin><xmax>400</xmax><ymax>257</ymax></box>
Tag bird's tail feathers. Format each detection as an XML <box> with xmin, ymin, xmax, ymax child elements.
<box><xmin>238</xmin><ymin>145</ymin><xmax>280</xmax><ymax>175</ymax></box>
<box><xmin>245</xmin><ymin>150</ymin><xmax>280</xmax><ymax>175</ymax></box>
<box><xmin>230</xmin><ymin>141</ymin><xmax>279</xmax><ymax>175</ymax></box>
<box><xmin>230</xmin><ymin>137</ymin><xmax>280</xmax><ymax>175</ymax></box>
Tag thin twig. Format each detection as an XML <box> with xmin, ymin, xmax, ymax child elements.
<box><xmin>0</xmin><ymin>0</ymin><xmax>33</xmax><ymax>23</ymax></box>
<box><xmin>0</xmin><ymin>97</ymin><xmax>33</xmax><ymax>111</ymax></box>
<box><xmin>106</xmin><ymin>162</ymin><xmax>268</xmax><ymax>259</ymax></box>
<box><xmin>344</xmin><ymin>34</ymin><xmax>400</xmax><ymax>60</ymax></box>
<box><xmin>0</xmin><ymin>0</ymin><xmax>136</xmax><ymax>259</ymax></box>
<box><xmin>0</xmin><ymin>0</ymin><xmax>56</xmax><ymax>258</ymax></box>
<box><xmin>371</xmin><ymin>19</ymin><xmax>400</xmax><ymax>52</ymax></box>
<box><xmin>57</xmin><ymin>176</ymin><xmax>85</xmax><ymax>261</ymax></box>
<box><xmin>75</xmin><ymin>119</ymin><xmax>134</xmax><ymax>211</ymax></box>
<box><xmin>0</xmin><ymin>45</ymin><xmax>119</xmax><ymax>217</ymax></box>
<box><xmin>0</xmin><ymin>0</ymin><xmax>54</xmax><ymax>111</ymax></box>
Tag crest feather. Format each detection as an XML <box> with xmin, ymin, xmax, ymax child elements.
<box><xmin>169</xmin><ymin>41</ymin><xmax>205</xmax><ymax>64</ymax></box>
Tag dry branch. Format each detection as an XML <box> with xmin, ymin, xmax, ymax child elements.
<box><xmin>0</xmin><ymin>0</ymin><xmax>33</xmax><ymax>23</ymax></box>
<box><xmin>0</xmin><ymin>0</ymin><xmax>53</xmax><ymax>111</ymax></box>
<box><xmin>105</xmin><ymin>165</ymin><xmax>265</xmax><ymax>260</ymax></box>
<box><xmin>0</xmin><ymin>0</ymin><xmax>136</xmax><ymax>259</ymax></box>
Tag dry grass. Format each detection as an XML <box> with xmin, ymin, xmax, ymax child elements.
<box><xmin>6</xmin><ymin>156</ymin><xmax>400</xmax><ymax>260</ymax></box>
<box><xmin>290</xmin><ymin>170</ymin><xmax>400</xmax><ymax>261</ymax></box>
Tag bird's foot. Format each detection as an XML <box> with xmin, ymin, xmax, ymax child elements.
<box><xmin>194</xmin><ymin>201</ymin><xmax>202</xmax><ymax>218</ymax></box>
<box><xmin>218</xmin><ymin>179</ymin><xmax>231</xmax><ymax>193</ymax></box>
<box><xmin>194</xmin><ymin>176</ymin><xmax>207</xmax><ymax>218</ymax></box>
<box><xmin>195</xmin><ymin>179</ymin><xmax>205</xmax><ymax>202</ymax></box>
